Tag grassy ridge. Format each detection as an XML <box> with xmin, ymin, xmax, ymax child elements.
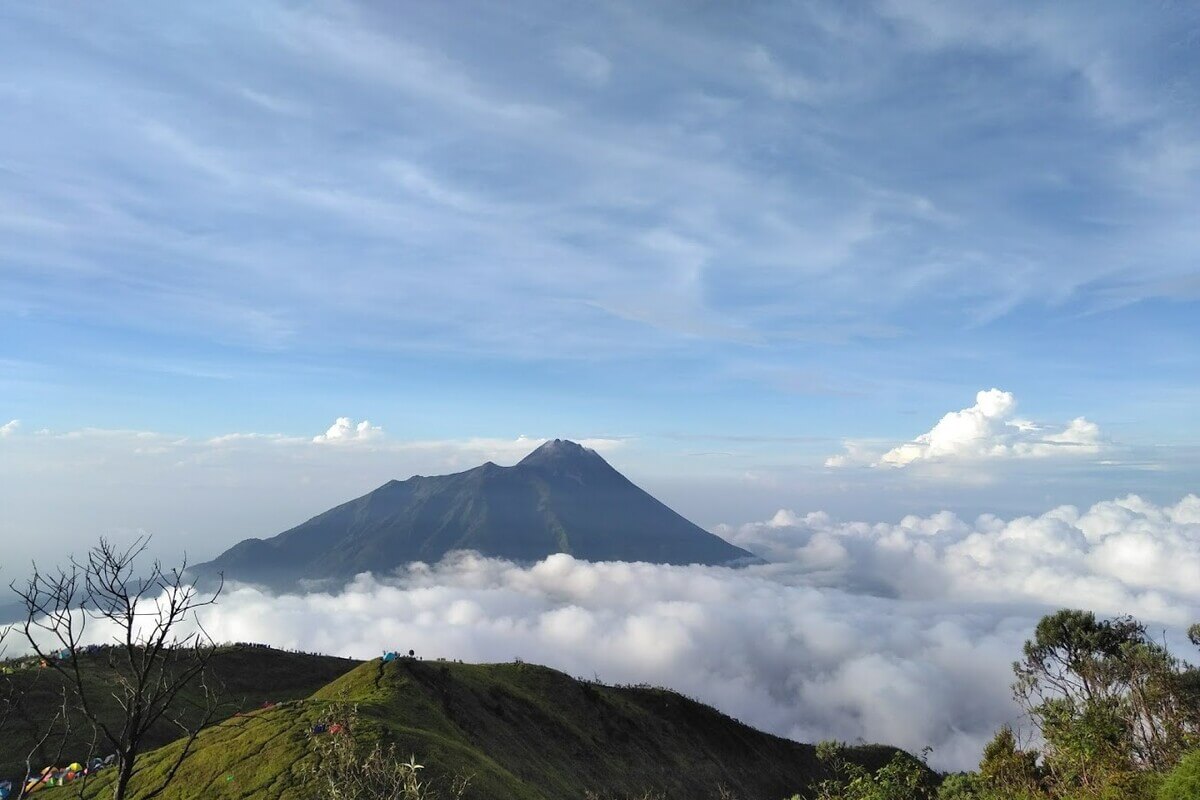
<box><xmin>0</xmin><ymin>646</ymin><xmax>359</xmax><ymax>782</ymax></box>
<box><xmin>30</xmin><ymin>657</ymin><xmax>904</xmax><ymax>800</ymax></box>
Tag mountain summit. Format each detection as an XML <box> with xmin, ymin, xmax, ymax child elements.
<box><xmin>194</xmin><ymin>440</ymin><xmax>752</xmax><ymax>588</ymax></box>
<box><xmin>518</xmin><ymin>437</ymin><xmax>603</xmax><ymax>468</ymax></box>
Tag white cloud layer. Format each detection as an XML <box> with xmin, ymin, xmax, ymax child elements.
<box><xmin>827</xmin><ymin>389</ymin><xmax>1102</xmax><ymax>469</ymax></box>
<box><xmin>719</xmin><ymin>494</ymin><xmax>1200</xmax><ymax>625</ymax></box>
<box><xmin>166</xmin><ymin>490</ymin><xmax>1200</xmax><ymax>772</ymax></box>
<box><xmin>0</xmin><ymin>419</ymin><xmax>18</xmax><ymax>438</ymax></box>
<box><xmin>59</xmin><ymin>556</ymin><xmax>1030</xmax><ymax>771</ymax></box>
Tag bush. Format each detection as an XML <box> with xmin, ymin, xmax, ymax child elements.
<box><xmin>935</xmin><ymin>773</ymin><xmax>981</xmax><ymax>799</ymax></box>
<box><xmin>304</xmin><ymin>704</ymin><xmax>470</xmax><ymax>800</ymax></box>
<box><xmin>1158</xmin><ymin>750</ymin><xmax>1200</xmax><ymax>800</ymax></box>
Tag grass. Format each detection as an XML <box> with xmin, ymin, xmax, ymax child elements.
<box><xmin>0</xmin><ymin>645</ymin><xmax>359</xmax><ymax>783</ymax></box>
<box><xmin>19</xmin><ymin>656</ymin><xmax>907</xmax><ymax>800</ymax></box>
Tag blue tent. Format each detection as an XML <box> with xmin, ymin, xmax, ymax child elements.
<box><xmin>0</xmin><ymin>779</ymin><xmax>13</xmax><ymax>799</ymax></box>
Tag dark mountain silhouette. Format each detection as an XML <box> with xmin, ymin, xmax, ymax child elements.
<box><xmin>193</xmin><ymin>439</ymin><xmax>752</xmax><ymax>588</ymax></box>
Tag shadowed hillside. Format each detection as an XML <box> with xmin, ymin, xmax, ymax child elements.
<box><xmin>30</xmin><ymin>656</ymin><xmax>905</xmax><ymax>800</ymax></box>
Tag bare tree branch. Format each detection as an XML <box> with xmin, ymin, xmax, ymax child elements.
<box><xmin>10</xmin><ymin>535</ymin><xmax>224</xmax><ymax>800</ymax></box>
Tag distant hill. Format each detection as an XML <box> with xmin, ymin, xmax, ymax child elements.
<box><xmin>193</xmin><ymin>440</ymin><xmax>753</xmax><ymax>589</ymax></box>
<box><xmin>0</xmin><ymin>646</ymin><xmax>359</xmax><ymax>783</ymax></box>
<box><xmin>32</xmin><ymin>656</ymin><xmax>908</xmax><ymax>800</ymax></box>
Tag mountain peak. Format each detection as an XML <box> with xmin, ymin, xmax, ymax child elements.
<box><xmin>193</xmin><ymin>437</ymin><xmax>753</xmax><ymax>588</ymax></box>
<box><xmin>517</xmin><ymin>438</ymin><xmax>601</xmax><ymax>467</ymax></box>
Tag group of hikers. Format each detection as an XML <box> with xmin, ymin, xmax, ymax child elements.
<box><xmin>0</xmin><ymin>645</ymin><xmax>107</xmax><ymax>675</ymax></box>
<box><xmin>0</xmin><ymin>755</ymin><xmax>117</xmax><ymax>798</ymax></box>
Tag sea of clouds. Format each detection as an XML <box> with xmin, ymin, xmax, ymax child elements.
<box><xmin>158</xmin><ymin>493</ymin><xmax>1200</xmax><ymax>772</ymax></box>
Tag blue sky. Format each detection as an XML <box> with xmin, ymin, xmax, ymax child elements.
<box><xmin>2</xmin><ymin>1</ymin><xmax>1200</xmax><ymax>561</ymax></box>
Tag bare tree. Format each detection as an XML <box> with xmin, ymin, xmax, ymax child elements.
<box><xmin>11</xmin><ymin>536</ymin><xmax>223</xmax><ymax>800</ymax></box>
<box><xmin>0</xmin><ymin>621</ymin><xmax>11</xmax><ymax>734</ymax></box>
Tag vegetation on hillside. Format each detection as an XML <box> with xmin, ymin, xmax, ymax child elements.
<box><xmin>813</xmin><ymin>610</ymin><xmax>1200</xmax><ymax>800</ymax></box>
<box><xmin>303</xmin><ymin>703</ymin><xmax>471</xmax><ymax>800</ymax></box>
<box><xmin>0</xmin><ymin>646</ymin><xmax>359</xmax><ymax>785</ymax></box>
<box><xmin>0</xmin><ymin>537</ymin><xmax>361</xmax><ymax>800</ymax></box>
<box><xmin>8</xmin><ymin>537</ymin><xmax>226</xmax><ymax>800</ymax></box>
<box><xmin>7</xmin><ymin>587</ymin><xmax>1196</xmax><ymax>799</ymax></box>
<box><xmin>10</xmin><ymin>656</ymin><xmax>901</xmax><ymax>800</ymax></box>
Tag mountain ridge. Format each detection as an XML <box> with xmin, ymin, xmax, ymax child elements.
<box><xmin>193</xmin><ymin>440</ymin><xmax>753</xmax><ymax>589</ymax></box>
<box><xmin>26</xmin><ymin>655</ymin><xmax>909</xmax><ymax>800</ymax></box>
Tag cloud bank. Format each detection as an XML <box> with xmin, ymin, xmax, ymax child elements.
<box><xmin>720</xmin><ymin>494</ymin><xmax>1200</xmax><ymax>625</ymax></box>
<box><xmin>8</xmin><ymin>473</ymin><xmax>1197</xmax><ymax>772</ymax></box>
<box><xmin>26</xmin><ymin>493</ymin><xmax>1184</xmax><ymax>773</ymax></box>
<box><xmin>186</xmin><ymin>557</ymin><xmax>1031</xmax><ymax>771</ymax></box>
<box><xmin>827</xmin><ymin>389</ymin><xmax>1102</xmax><ymax>469</ymax></box>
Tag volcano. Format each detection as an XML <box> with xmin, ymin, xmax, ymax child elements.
<box><xmin>193</xmin><ymin>440</ymin><xmax>752</xmax><ymax>588</ymax></box>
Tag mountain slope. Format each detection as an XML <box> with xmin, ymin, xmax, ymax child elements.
<box><xmin>194</xmin><ymin>440</ymin><xmax>752</xmax><ymax>588</ymax></box>
<box><xmin>0</xmin><ymin>646</ymin><xmax>360</xmax><ymax>783</ymax></box>
<box><xmin>39</xmin><ymin>656</ymin><xmax>906</xmax><ymax>800</ymax></box>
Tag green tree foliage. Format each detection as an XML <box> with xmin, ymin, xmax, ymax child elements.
<box><xmin>943</xmin><ymin>611</ymin><xmax>1200</xmax><ymax>800</ymax></box>
<box><xmin>800</xmin><ymin>741</ymin><xmax>936</xmax><ymax>800</ymax></box>
<box><xmin>1013</xmin><ymin>609</ymin><xmax>1200</xmax><ymax>795</ymax></box>
<box><xmin>976</xmin><ymin>726</ymin><xmax>1042</xmax><ymax>797</ymax></box>
<box><xmin>933</xmin><ymin>773</ymin><xmax>984</xmax><ymax>799</ymax></box>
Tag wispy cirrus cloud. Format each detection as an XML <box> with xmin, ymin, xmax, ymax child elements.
<box><xmin>4</xmin><ymin>0</ymin><xmax>1197</xmax><ymax>363</ymax></box>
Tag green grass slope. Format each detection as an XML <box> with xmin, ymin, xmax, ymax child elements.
<box><xmin>0</xmin><ymin>646</ymin><xmax>360</xmax><ymax>782</ymax></box>
<box><xmin>34</xmin><ymin>657</ymin><xmax>903</xmax><ymax>800</ymax></box>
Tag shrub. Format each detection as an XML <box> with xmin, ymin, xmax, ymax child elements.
<box><xmin>304</xmin><ymin>704</ymin><xmax>470</xmax><ymax>800</ymax></box>
<box><xmin>1158</xmin><ymin>749</ymin><xmax>1200</xmax><ymax>800</ymax></box>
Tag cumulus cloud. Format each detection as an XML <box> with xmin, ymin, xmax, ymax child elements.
<box><xmin>720</xmin><ymin>494</ymin><xmax>1200</xmax><ymax>624</ymax></box>
<box><xmin>0</xmin><ymin>419</ymin><xmax>18</xmax><ymax>438</ymax></box>
<box><xmin>826</xmin><ymin>389</ymin><xmax>1103</xmax><ymax>469</ymax></box>
<box><xmin>312</xmin><ymin>417</ymin><xmax>384</xmax><ymax>443</ymax></box>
